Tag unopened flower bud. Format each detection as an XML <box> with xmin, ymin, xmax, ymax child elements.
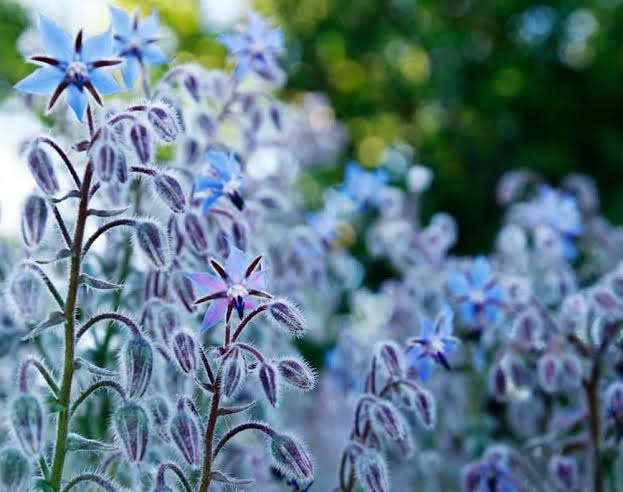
<box><xmin>489</xmin><ymin>363</ymin><xmax>507</xmax><ymax>400</ymax></box>
<box><xmin>114</xmin><ymin>402</ymin><xmax>150</xmax><ymax>462</ymax></box>
<box><xmin>148</xmin><ymin>104</ymin><xmax>180</xmax><ymax>143</ymax></box>
<box><xmin>129</xmin><ymin>123</ymin><xmax>153</xmax><ymax>164</ymax></box>
<box><xmin>157</xmin><ymin>303</ymin><xmax>180</xmax><ymax>344</ymax></box>
<box><xmin>355</xmin><ymin>449</ymin><xmax>389</xmax><ymax>492</ymax></box>
<box><xmin>144</xmin><ymin>270</ymin><xmax>169</xmax><ymax>301</ymax></box>
<box><xmin>27</xmin><ymin>144</ymin><xmax>59</xmax><ymax>195</ymax></box>
<box><xmin>135</xmin><ymin>221</ymin><xmax>171</xmax><ymax>270</ymax></box>
<box><xmin>148</xmin><ymin>396</ymin><xmax>170</xmax><ymax>443</ymax></box>
<box><xmin>181</xmin><ymin>137</ymin><xmax>201</xmax><ymax>166</ymax></box>
<box><xmin>168</xmin><ymin>216</ymin><xmax>184</xmax><ymax>255</ymax></box>
<box><xmin>184</xmin><ymin>74</ymin><xmax>200</xmax><ymax>101</ymax></box>
<box><xmin>171</xmin><ymin>271</ymin><xmax>196</xmax><ymax>313</ymax></box>
<box><xmin>184</xmin><ymin>212</ymin><xmax>208</xmax><ymax>252</ymax></box>
<box><xmin>268</xmin><ymin>300</ymin><xmax>305</xmax><ymax>336</ymax></box>
<box><xmin>221</xmin><ymin>346</ymin><xmax>245</xmax><ymax>399</ymax></box>
<box><xmin>549</xmin><ymin>455</ymin><xmax>578</xmax><ymax>490</ymax></box>
<box><xmin>154</xmin><ymin>174</ymin><xmax>186</xmax><ymax>213</ymax></box>
<box><xmin>278</xmin><ymin>357</ymin><xmax>315</xmax><ymax>391</ymax></box>
<box><xmin>93</xmin><ymin>142</ymin><xmax>117</xmax><ymax>182</ymax></box>
<box><xmin>413</xmin><ymin>387</ymin><xmax>436</xmax><ymax>429</ymax></box>
<box><xmin>377</xmin><ymin>342</ymin><xmax>405</xmax><ymax>378</ymax></box>
<box><xmin>259</xmin><ymin>362</ymin><xmax>279</xmax><ymax>407</ymax></box>
<box><xmin>116</xmin><ymin>150</ymin><xmax>129</xmax><ymax>183</ymax></box>
<box><xmin>173</xmin><ymin>332</ymin><xmax>197</xmax><ymax>374</ymax></box>
<box><xmin>0</xmin><ymin>447</ymin><xmax>30</xmax><ymax>491</ymax></box>
<box><xmin>537</xmin><ymin>353</ymin><xmax>560</xmax><ymax>393</ymax></box>
<box><xmin>10</xmin><ymin>394</ymin><xmax>43</xmax><ymax>455</ymax></box>
<box><xmin>370</xmin><ymin>400</ymin><xmax>405</xmax><ymax>441</ymax></box>
<box><xmin>197</xmin><ymin>113</ymin><xmax>215</xmax><ymax>138</ymax></box>
<box><xmin>606</xmin><ymin>381</ymin><xmax>623</xmax><ymax>422</ymax></box>
<box><xmin>232</xmin><ymin>221</ymin><xmax>247</xmax><ymax>251</ymax></box>
<box><xmin>9</xmin><ymin>267</ymin><xmax>44</xmax><ymax>322</ymax></box>
<box><xmin>124</xmin><ymin>334</ymin><xmax>153</xmax><ymax>398</ymax></box>
<box><xmin>21</xmin><ymin>195</ymin><xmax>48</xmax><ymax>248</ymax></box>
<box><xmin>560</xmin><ymin>353</ymin><xmax>582</xmax><ymax>389</ymax></box>
<box><xmin>170</xmin><ymin>400</ymin><xmax>201</xmax><ymax>465</ymax></box>
<box><xmin>271</xmin><ymin>433</ymin><xmax>313</xmax><ymax>483</ymax></box>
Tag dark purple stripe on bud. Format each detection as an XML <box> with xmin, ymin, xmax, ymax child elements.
<box><xmin>170</xmin><ymin>400</ymin><xmax>201</xmax><ymax>465</ymax></box>
<box><xmin>114</xmin><ymin>402</ymin><xmax>150</xmax><ymax>462</ymax></box>
<box><xmin>129</xmin><ymin>123</ymin><xmax>153</xmax><ymax>164</ymax></box>
<box><xmin>220</xmin><ymin>346</ymin><xmax>245</xmax><ymax>399</ymax></box>
<box><xmin>376</xmin><ymin>342</ymin><xmax>405</xmax><ymax>378</ymax></box>
<box><xmin>21</xmin><ymin>195</ymin><xmax>48</xmax><ymax>248</ymax></box>
<box><xmin>413</xmin><ymin>387</ymin><xmax>436</xmax><ymax>429</ymax></box>
<box><xmin>232</xmin><ymin>221</ymin><xmax>247</xmax><ymax>251</ymax></box>
<box><xmin>370</xmin><ymin>400</ymin><xmax>405</xmax><ymax>441</ymax></box>
<box><xmin>144</xmin><ymin>270</ymin><xmax>169</xmax><ymax>301</ymax></box>
<box><xmin>157</xmin><ymin>303</ymin><xmax>180</xmax><ymax>344</ymax></box>
<box><xmin>184</xmin><ymin>212</ymin><xmax>208</xmax><ymax>253</ymax></box>
<box><xmin>93</xmin><ymin>142</ymin><xmax>117</xmax><ymax>182</ymax></box>
<box><xmin>148</xmin><ymin>105</ymin><xmax>180</xmax><ymax>143</ymax></box>
<box><xmin>116</xmin><ymin>150</ymin><xmax>129</xmax><ymax>183</ymax></box>
<box><xmin>154</xmin><ymin>174</ymin><xmax>186</xmax><ymax>213</ymax></box>
<box><xmin>268</xmin><ymin>300</ymin><xmax>306</xmax><ymax>336</ymax></box>
<box><xmin>259</xmin><ymin>362</ymin><xmax>279</xmax><ymax>407</ymax></box>
<box><xmin>9</xmin><ymin>268</ymin><xmax>44</xmax><ymax>322</ymax></box>
<box><xmin>184</xmin><ymin>74</ymin><xmax>200</xmax><ymax>101</ymax></box>
<box><xmin>549</xmin><ymin>455</ymin><xmax>578</xmax><ymax>490</ymax></box>
<box><xmin>354</xmin><ymin>449</ymin><xmax>389</xmax><ymax>492</ymax></box>
<box><xmin>0</xmin><ymin>447</ymin><xmax>30</xmax><ymax>491</ymax></box>
<box><xmin>270</xmin><ymin>433</ymin><xmax>313</xmax><ymax>482</ymax></box>
<box><xmin>123</xmin><ymin>334</ymin><xmax>153</xmax><ymax>398</ymax></box>
<box><xmin>278</xmin><ymin>357</ymin><xmax>315</xmax><ymax>391</ymax></box>
<box><xmin>148</xmin><ymin>396</ymin><xmax>171</xmax><ymax>442</ymax></box>
<box><xmin>537</xmin><ymin>353</ymin><xmax>560</xmax><ymax>393</ymax></box>
<box><xmin>173</xmin><ymin>332</ymin><xmax>197</xmax><ymax>373</ymax></box>
<box><xmin>135</xmin><ymin>221</ymin><xmax>171</xmax><ymax>269</ymax></box>
<box><xmin>10</xmin><ymin>394</ymin><xmax>43</xmax><ymax>455</ymax></box>
<box><xmin>172</xmin><ymin>271</ymin><xmax>196</xmax><ymax>314</ymax></box>
<box><xmin>27</xmin><ymin>144</ymin><xmax>59</xmax><ymax>195</ymax></box>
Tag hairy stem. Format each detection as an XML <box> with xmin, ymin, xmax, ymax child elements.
<box><xmin>198</xmin><ymin>380</ymin><xmax>221</xmax><ymax>492</ymax></box>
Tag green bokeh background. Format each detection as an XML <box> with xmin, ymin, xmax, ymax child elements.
<box><xmin>2</xmin><ymin>0</ymin><xmax>623</xmax><ymax>254</ymax></box>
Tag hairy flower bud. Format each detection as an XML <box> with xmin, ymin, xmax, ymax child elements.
<box><xmin>144</xmin><ymin>270</ymin><xmax>169</xmax><ymax>301</ymax></box>
<box><xmin>27</xmin><ymin>144</ymin><xmax>59</xmax><ymax>195</ymax></box>
<box><xmin>278</xmin><ymin>357</ymin><xmax>315</xmax><ymax>391</ymax></box>
<box><xmin>370</xmin><ymin>400</ymin><xmax>405</xmax><ymax>441</ymax></box>
<box><xmin>154</xmin><ymin>174</ymin><xmax>186</xmax><ymax>213</ymax></box>
<box><xmin>116</xmin><ymin>150</ymin><xmax>129</xmax><ymax>184</ymax></box>
<box><xmin>21</xmin><ymin>195</ymin><xmax>48</xmax><ymax>248</ymax></box>
<box><xmin>260</xmin><ymin>362</ymin><xmax>280</xmax><ymax>407</ymax></box>
<box><xmin>183</xmin><ymin>212</ymin><xmax>208</xmax><ymax>253</ymax></box>
<box><xmin>413</xmin><ymin>387</ymin><xmax>436</xmax><ymax>429</ymax></box>
<box><xmin>171</xmin><ymin>271</ymin><xmax>196</xmax><ymax>314</ymax></box>
<box><xmin>114</xmin><ymin>402</ymin><xmax>150</xmax><ymax>462</ymax></box>
<box><xmin>172</xmin><ymin>331</ymin><xmax>197</xmax><ymax>374</ymax></box>
<box><xmin>537</xmin><ymin>353</ymin><xmax>560</xmax><ymax>393</ymax></box>
<box><xmin>157</xmin><ymin>303</ymin><xmax>180</xmax><ymax>344</ymax></box>
<box><xmin>355</xmin><ymin>449</ymin><xmax>389</xmax><ymax>492</ymax></box>
<box><xmin>489</xmin><ymin>363</ymin><xmax>507</xmax><ymax>400</ymax></box>
<box><xmin>129</xmin><ymin>123</ymin><xmax>153</xmax><ymax>164</ymax></box>
<box><xmin>268</xmin><ymin>300</ymin><xmax>305</xmax><ymax>336</ymax></box>
<box><xmin>606</xmin><ymin>381</ymin><xmax>623</xmax><ymax>422</ymax></box>
<box><xmin>549</xmin><ymin>455</ymin><xmax>578</xmax><ymax>490</ymax></box>
<box><xmin>148</xmin><ymin>104</ymin><xmax>180</xmax><ymax>143</ymax></box>
<box><xmin>123</xmin><ymin>334</ymin><xmax>153</xmax><ymax>398</ymax></box>
<box><xmin>148</xmin><ymin>396</ymin><xmax>171</xmax><ymax>443</ymax></box>
<box><xmin>271</xmin><ymin>433</ymin><xmax>313</xmax><ymax>483</ymax></box>
<box><xmin>181</xmin><ymin>137</ymin><xmax>201</xmax><ymax>166</ymax></box>
<box><xmin>9</xmin><ymin>267</ymin><xmax>44</xmax><ymax>322</ymax></box>
<box><xmin>170</xmin><ymin>400</ymin><xmax>201</xmax><ymax>465</ymax></box>
<box><xmin>0</xmin><ymin>447</ymin><xmax>30</xmax><ymax>491</ymax></box>
<box><xmin>377</xmin><ymin>342</ymin><xmax>405</xmax><ymax>378</ymax></box>
<box><xmin>93</xmin><ymin>142</ymin><xmax>117</xmax><ymax>182</ymax></box>
<box><xmin>10</xmin><ymin>394</ymin><xmax>43</xmax><ymax>455</ymax></box>
<box><xmin>221</xmin><ymin>346</ymin><xmax>245</xmax><ymax>399</ymax></box>
<box><xmin>135</xmin><ymin>221</ymin><xmax>171</xmax><ymax>270</ymax></box>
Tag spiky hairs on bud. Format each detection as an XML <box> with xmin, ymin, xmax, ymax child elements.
<box><xmin>0</xmin><ymin>447</ymin><xmax>30</xmax><ymax>491</ymax></box>
<box><xmin>134</xmin><ymin>220</ymin><xmax>172</xmax><ymax>270</ymax></box>
<box><xmin>8</xmin><ymin>265</ymin><xmax>45</xmax><ymax>322</ymax></box>
<box><xmin>267</xmin><ymin>298</ymin><xmax>306</xmax><ymax>337</ymax></box>
<box><xmin>21</xmin><ymin>194</ymin><xmax>48</xmax><ymax>248</ymax></box>
<box><xmin>259</xmin><ymin>362</ymin><xmax>280</xmax><ymax>407</ymax></box>
<box><xmin>27</xmin><ymin>142</ymin><xmax>59</xmax><ymax>195</ymax></box>
<box><xmin>153</xmin><ymin>173</ymin><xmax>187</xmax><ymax>213</ymax></box>
<box><xmin>147</xmin><ymin>101</ymin><xmax>181</xmax><ymax>144</ymax></box>
<box><xmin>114</xmin><ymin>402</ymin><xmax>150</xmax><ymax>462</ymax></box>
<box><xmin>354</xmin><ymin>449</ymin><xmax>390</xmax><ymax>492</ymax></box>
<box><xmin>123</xmin><ymin>334</ymin><xmax>154</xmax><ymax>398</ymax></box>
<box><xmin>277</xmin><ymin>357</ymin><xmax>316</xmax><ymax>391</ymax></box>
<box><xmin>270</xmin><ymin>433</ymin><xmax>313</xmax><ymax>483</ymax></box>
<box><xmin>10</xmin><ymin>393</ymin><xmax>44</xmax><ymax>455</ymax></box>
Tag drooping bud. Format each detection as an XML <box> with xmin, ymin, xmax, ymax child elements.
<box><xmin>220</xmin><ymin>346</ymin><xmax>245</xmax><ymax>399</ymax></box>
<box><xmin>114</xmin><ymin>402</ymin><xmax>150</xmax><ymax>462</ymax></box>
<box><xmin>27</xmin><ymin>144</ymin><xmax>59</xmax><ymax>195</ymax></box>
<box><xmin>157</xmin><ymin>303</ymin><xmax>180</xmax><ymax>345</ymax></box>
<box><xmin>183</xmin><ymin>212</ymin><xmax>208</xmax><ymax>253</ymax></box>
<box><xmin>93</xmin><ymin>142</ymin><xmax>117</xmax><ymax>182</ymax></box>
<box><xmin>559</xmin><ymin>353</ymin><xmax>582</xmax><ymax>389</ymax></box>
<box><xmin>129</xmin><ymin>123</ymin><xmax>153</xmax><ymax>164</ymax></box>
<box><xmin>9</xmin><ymin>267</ymin><xmax>44</xmax><ymax>322</ymax></box>
<box><xmin>489</xmin><ymin>363</ymin><xmax>507</xmax><ymax>400</ymax></box>
<box><xmin>10</xmin><ymin>394</ymin><xmax>43</xmax><ymax>455</ymax></box>
<box><xmin>154</xmin><ymin>174</ymin><xmax>186</xmax><ymax>213</ymax></box>
<box><xmin>21</xmin><ymin>195</ymin><xmax>48</xmax><ymax>248</ymax></box>
<box><xmin>549</xmin><ymin>455</ymin><xmax>578</xmax><ymax>490</ymax></box>
<box><xmin>148</xmin><ymin>104</ymin><xmax>180</xmax><ymax>143</ymax></box>
<box><xmin>123</xmin><ymin>334</ymin><xmax>153</xmax><ymax>398</ymax></box>
<box><xmin>170</xmin><ymin>399</ymin><xmax>201</xmax><ymax>465</ymax></box>
<box><xmin>184</xmin><ymin>74</ymin><xmax>200</xmax><ymax>102</ymax></box>
<box><xmin>144</xmin><ymin>270</ymin><xmax>169</xmax><ymax>301</ymax></box>
<box><xmin>215</xmin><ymin>229</ymin><xmax>229</xmax><ymax>258</ymax></box>
<box><xmin>413</xmin><ymin>387</ymin><xmax>436</xmax><ymax>429</ymax></box>
<box><xmin>270</xmin><ymin>433</ymin><xmax>313</xmax><ymax>483</ymax></box>
<box><xmin>135</xmin><ymin>221</ymin><xmax>171</xmax><ymax>270</ymax></box>
<box><xmin>232</xmin><ymin>221</ymin><xmax>247</xmax><ymax>251</ymax></box>
<box><xmin>0</xmin><ymin>447</ymin><xmax>30</xmax><ymax>491</ymax></box>
<box><xmin>116</xmin><ymin>150</ymin><xmax>129</xmax><ymax>183</ymax></box>
<box><xmin>370</xmin><ymin>400</ymin><xmax>405</xmax><ymax>441</ymax></box>
<box><xmin>278</xmin><ymin>357</ymin><xmax>315</xmax><ymax>391</ymax></box>
<box><xmin>181</xmin><ymin>137</ymin><xmax>201</xmax><ymax>166</ymax></box>
<box><xmin>148</xmin><ymin>396</ymin><xmax>171</xmax><ymax>443</ymax></box>
<box><xmin>354</xmin><ymin>449</ymin><xmax>389</xmax><ymax>492</ymax></box>
<box><xmin>172</xmin><ymin>332</ymin><xmax>197</xmax><ymax>374</ymax></box>
<box><xmin>197</xmin><ymin>113</ymin><xmax>216</xmax><ymax>138</ymax></box>
<box><xmin>605</xmin><ymin>381</ymin><xmax>623</xmax><ymax>423</ymax></box>
<box><xmin>268</xmin><ymin>300</ymin><xmax>305</xmax><ymax>336</ymax></box>
<box><xmin>537</xmin><ymin>353</ymin><xmax>560</xmax><ymax>393</ymax></box>
<box><xmin>168</xmin><ymin>216</ymin><xmax>184</xmax><ymax>255</ymax></box>
<box><xmin>259</xmin><ymin>362</ymin><xmax>280</xmax><ymax>407</ymax></box>
<box><xmin>171</xmin><ymin>271</ymin><xmax>196</xmax><ymax>314</ymax></box>
<box><xmin>376</xmin><ymin>342</ymin><xmax>405</xmax><ymax>378</ymax></box>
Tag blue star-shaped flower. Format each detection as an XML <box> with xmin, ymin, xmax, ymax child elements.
<box><xmin>464</xmin><ymin>449</ymin><xmax>519</xmax><ymax>492</ymax></box>
<box><xmin>406</xmin><ymin>305</ymin><xmax>460</xmax><ymax>382</ymax></box>
<box><xmin>218</xmin><ymin>12</ymin><xmax>284</xmax><ymax>81</ymax></box>
<box><xmin>341</xmin><ymin>161</ymin><xmax>388</xmax><ymax>209</ymax></box>
<box><xmin>109</xmin><ymin>6</ymin><xmax>168</xmax><ymax>89</ymax></box>
<box><xmin>448</xmin><ymin>256</ymin><xmax>505</xmax><ymax>327</ymax></box>
<box><xmin>14</xmin><ymin>15</ymin><xmax>121</xmax><ymax>121</ymax></box>
<box><xmin>195</xmin><ymin>150</ymin><xmax>244</xmax><ymax>212</ymax></box>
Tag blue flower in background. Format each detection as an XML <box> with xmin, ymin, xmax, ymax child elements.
<box><xmin>109</xmin><ymin>6</ymin><xmax>167</xmax><ymax>88</ymax></box>
<box><xmin>448</xmin><ymin>256</ymin><xmax>505</xmax><ymax>327</ymax></box>
<box><xmin>218</xmin><ymin>12</ymin><xmax>284</xmax><ymax>81</ymax></box>
<box><xmin>15</xmin><ymin>16</ymin><xmax>121</xmax><ymax>121</ymax></box>
<box><xmin>464</xmin><ymin>449</ymin><xmax>519</xmax><ymax>492</ymax></box>
<box><xmin>406</xmin><ymin>305</ymin><xmax>460</xmax><ymax>382</ymax></box>
<box><xmin>341</xmin><ymin>161</ymin><xmax>388</xmax><ymax>209</ymax></box>
<box><xmin>306</xmin><ymin>207</ymin><xmax>340</xmax><ymax>248</ymax></box>
<box><xmin>196</xmin><ymin>150</ymin><xmax>244</xmax><ymax>212</ymax></box>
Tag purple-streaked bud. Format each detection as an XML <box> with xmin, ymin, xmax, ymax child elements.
<box><xmin>537</xmin><ymin>353</ymin><xmax>560</xmax><ymax>393</ymax></box>
<box><xmin>141</xmin><ymin>299</ymin><xmax>163</xmax><ymax>340</ymax></box>
<box><xmin>215</xmin><ymin>229</ymin><xmax>229</xmax><ymax>258</ymax></box>
<box><xmin>197</xmin><ymin>113</ymin><xmax>215</xmax><ymax>138</ymax></box>
<box><xmin>116</xmin><ymin>150</ymin><xmax>129</xmax><ymax>183</ymax></box>
<box><xmin>93</xmin><ymin>142</ymin><xmax>117</xmax><ymax>182</ymax></box>
<box><xmin>184</xmin><ymin>74</ymin><xmax>200</xmax><ymax>101</ymax></box>
<box><xmin>512</xmin><ymin>310</ymin><xmax>544</xmax><ymax>349</ymax></box>
<box><xmin>376</xmin><ymin>342</ymin><xmax>405</xmax><ymax>378</ymax></box>
<box><xmin>157</xmin><ymin>304</ymin><xmax>180</xmax><ymax>344</ymax></box>
<box><xmin>413</xmin><ymin>387</ymin><xmax>436</xmax><ymax>429</ymax></box>
<box><xmin>181</xmin><ymin>137</ymin><xmax>201</xmax><ymax>166</ymax></box>
<box><xmin>154</xmin><ymin>174</ymin><xmax>186</xmax><ymax>213</ymax></box>
<box><xmin>0</xmin><ymin>447</ymin><xmax>30</xmax><ymax>491</ymax></box>
<box><xmin>354</xmin><ymin>449</ymin><xmax>389</xmax><ymax>492</ymax></box>
<box><xmin>278</xmin><ymin>357</ymin><xmax>315</xmax><ymax>391</ymax></box>
<box><xmin>549</xmin><ymin>455</ymin><xmax>578</xmax><ymax>490</ymax></box>
<box><xmin>370</xmin><ymin>400</ymin><xmax>405</xmax><ymax>441</ymax></box>
<box><xmin>123</xmin><ymin>334</ymin><xmax>153</xmax><ymax>399</ymax></box>
<box><xmin>172</xmin><ymin>332</ymin><xmax>197</xmax><ymax>374</ymax></box>
<box><xmin>489</xmin><ymin>363</ymin><xmax>507</xmax><ymax>400</ymax></box>
<box><xmin>171</xmin><ymin>271</ymin><xmax>196</xmax><ymax>314</ymax></box>
<box><xmin>148</xmin><ymin>396</ymin><xmax>170</xmax><ymax>443</ymax></box>
<box><xmin>21</xmin><ymin>195</ymin><xmax>48</xmax><ymax>248</ymax></box>
<box><xmin>220</xmin><ymin>346</ymin><xmax>245</xmax><ymax>399</ymax></box>
<box><xmin>560</xmin><ymin>353</ymin><xmax>582</xmax><ymax>389</ymax></box>
<box><xmin>9</xmin><ymin>267</ymin><xmax>44</xmax><ymax>322</ymax></box>
<box><xmin>270</xmin><ymin>105</ymin><xmax>282</xmax><ymax>130</ymax></box>
<box><xmin>27</xmin><ymin>144</ymin><xmax>59</xmax><ymax>195</ymax></box>
<box><xmin>590</xmin><ymin>287</ymin><xmax>621</xmax><ymax>317</ymax></box>
<box><xmin>10</xmin><ymin>394</ymin><xmax>43</xmax><ymax>455</ymax></box>
<box><xmin>129</xmin><ymin>123</ymin><xmax>153</xmax><ymax>164</ymax></box>
<box><xmin>135</xmin><ymin>221</ymin><xmax>171</xmax><ymax>270</ymax></box>
<box><xmin>270</xmin><ymin>433</ymin><xmax>313</xmax><ymax>483</ymax></box>
<box><xmin>114</xmin><ymin>402</ymin><xmax>150</xmax><ymax>462</ymax></box>
<box><xmin>168</xmin><ymin>216</ymin><xmax>184</xmax><ymax>255</ymax></box>
<box><xmin>183</xmin><ymin>212</ymin><xmax>208</xmax><ymax>253</ymax></box>
<box><xmin>606</xmin><ymin>381</ymin><xmax>623</xmax><ymax>422</ymax></box>
<box><xmin>259</xmin><ymin>362</ymin><xmax>280</xmax><ymax>407</ymax></box>
<box><xmin>268</xmin><ymin>300</ymin><xmax>305</xmax><ymax>337</ymax></box>
<box><xmin>148</xmin><ymin>104</ymin><xmax>180</xmax><ymax>143</ymax></box>
<box><xmin>144</xmin><ymin>270</ymin><xmax>169</xmax><ymax>301</ymax></box>
<box><xmin>232</xmin><ymin>221</ymin><xmax>247</xmax><ymax>251</ymax></box>
<box><xmin>170</xmin><ymin>400</ymin><xmax>201</xmax><ymax>465</ymax></box>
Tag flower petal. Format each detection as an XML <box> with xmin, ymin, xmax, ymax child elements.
<box><xmin>64</xmin><ymin>85</ymin><xmax>88</xmax><ymax>122</ymax></box>
<box><xmin>447</xmin><ymin>272</ymin><xmax>469</xmax><ymax>297</ymax></box>
<box><xmin>89</xmin><ymin>70</ymin><xmax>120</xmax><ymax>96</ymax></box>
<box><xmin>470</xmin><ymin>256</ymin><xmax>491</xmax><ymax>288</ymax></box>
<box><xmin>246</xmin><ymin>270</ymin><xmax>268</xmax><ymax>290</ymax></box>
<box><xmin>143</xmin><ymin>45</ymin><xmax>167</xmax><ymax>65</ymax></box>
<box><xmin>137</xmin><ymin>9</ymin><xmax>161</xmax><ymax>38</ymax></box>
<box><xmin>201</xmin><ymin>298</ymin><xmax>228</xmax><ymax>331</ymax></box>
<box><xmin>185</xmin><ymin>272</ymin><xmax>227</xmax><ymax>295</ymax></box>
<box><xmin>109</xmin><ymin>5</ymin><xmax>132</xmax><ymax>37</ymax></box>
<box><xmin>225</xmin><ymin>245</ymin><xmax>249</xmax><ymax>283</ymax></box>
<box><xmin>38</xmin><ymin>15</ymin><xmax>73</xmax><ymax>61</ymax></box>
<box><xmin>121</xmin><ymin>56</ymin><xmax>139</xmax><ymax>89</ymax></box>
<box><xmin>82</xmin><ymin>29</ymin><xmax>114</xmax><ymax>63</ymax></box>
<box><xmin>14</xmin><ymin>66</ymin><xmax>64</xmax><ymax>95</ymax></box>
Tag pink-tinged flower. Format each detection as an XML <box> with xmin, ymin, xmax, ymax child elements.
<box><xmin>185</xmin><ymin>245</ymin><xmax>270</xmax><ymax>331</ymax></box>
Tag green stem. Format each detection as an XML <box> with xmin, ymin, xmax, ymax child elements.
<box><xmin>49</xmin><ymin>162</ymin><xmax>93</xmax><ymax>491</ymax></box>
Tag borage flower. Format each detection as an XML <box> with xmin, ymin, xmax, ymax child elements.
<box><xmin>448</xmin><ymin>256</ymin><xmax>505</xmax><ymax>327</ymax></box>
<box><xmin>15</xmin><ymin>16</ymin><xmax>121</xmax><ymax>121</ymax></box>
<box><xmin>406</xmin><ymin>306</ymin><xmax>460</xmax><ymax>382</ymax></box>
<box><xmin>196</xmin><ymin>150</ymin><xmax>244</xmax><ymax>212</ymax></box>
<box><xmin>463</xmin><ymin>447</ymin><xmax>519</xmax><ymax>492</ymax></box>
<box><xmin>218</xmin><ymin>12</ymin><xmax>284</xmax><ymax>81</ymax></box>
<box><xmin>341</xmin><ymin>161</ymin><xmax>388</xmax><ymax>209</ymax></box>
<box><xmin>109</xmin><ymin>6</ymin><xmax>167</xmax><ymax>89</ymax></box>
<box><xmin>186</xmin><ymin>245</ymin><xmax>270</xmax><ymax>330</ymax></box>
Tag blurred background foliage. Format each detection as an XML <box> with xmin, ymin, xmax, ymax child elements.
<box><xmin>2</xmin><ymin>0</ymin><xmax>623</xmax><ymax>253</ymax></box>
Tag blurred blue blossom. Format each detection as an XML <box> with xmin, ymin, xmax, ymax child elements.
<box><xmin>196</xmin><ymin>150</ymin><xmax>244</xmax><ymax>212</ymax></box>
<box><xmin>341</xmin><ymin>161</ymin><xmax>388</xmax><ymax>209</ymax></box>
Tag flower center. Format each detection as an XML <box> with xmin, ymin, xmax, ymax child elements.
<box><xmin>223</xmin><ymin>178</ymin><xmax>240</xmax><ymax>196</ymax></box>
<box><xmin>429</xmin><ymin>337</ymin><xmax>444</xmax><ymax>354</ymax></box>
<box><xmin>65</xmin><ymin>61</ymin><xmax>89</xmax><ymax>86</ymax></box>
<box><xmin>227</xmin><ymin>283</ymin><xmax>248</xmax><ymax>300</ymax></box>
<box><xmin>470</xmin><ymin>290</ymin><xmax>486</xmax><ymax>305</ymax></box>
